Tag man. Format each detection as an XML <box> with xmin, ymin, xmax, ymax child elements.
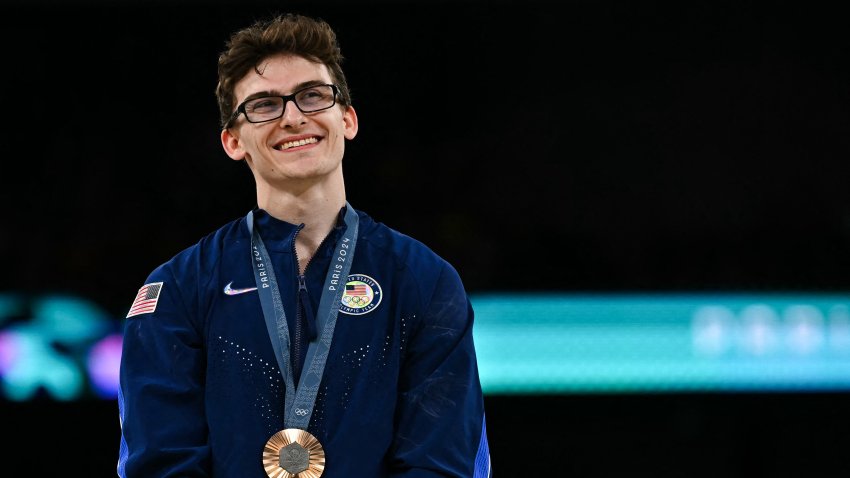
<box><xmin>117</xmin><ymin>12</ymin><xmax>492</xmax><ymax>478</ymax></box>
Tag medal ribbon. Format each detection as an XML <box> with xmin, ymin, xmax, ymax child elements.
<box><xmin>247</xmin><ymin>202</ymin><xmax>359</xmax><ymax>429</ymax></box>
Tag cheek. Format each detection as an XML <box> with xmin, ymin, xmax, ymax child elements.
<box><xmin>330</xmin><ymin>131</ymin><xmax>347</xmax><ymax>152</ymax></box>
<box><xmin>243</xmin><ymin>132</ymin><xmax>272</xmax><ymax>157</ymax></box>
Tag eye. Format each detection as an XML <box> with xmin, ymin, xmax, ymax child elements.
<box><xmin>301</xmin><ymin>89</ymin><xmax>324</xmax><ymax>99</ymax></box>
<box><xmin>247</xmin><ymin>98</ymin><xmax>281</xmax><ymax>113</ymax></box>
<box><xmin>296</xmin><ymin>86</ymin><xmax>333</xmax><ymax>106</ymax></box>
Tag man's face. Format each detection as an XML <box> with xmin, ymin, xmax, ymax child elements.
<box><xmin>221</xmin><ymin>54</ymin><xmax>358</xmax><ymax>193</ymax></box>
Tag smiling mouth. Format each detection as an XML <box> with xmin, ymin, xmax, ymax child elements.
<box><xmin>275</xmin><ymin>137</ymin><xmax>319</xmax><ymax>151</ymax></box>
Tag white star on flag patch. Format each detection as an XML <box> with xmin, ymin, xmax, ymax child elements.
<box><xmin>126</xmin><ymin>282</ymin><xmax>164</xmax><ymax>318</ymax></box>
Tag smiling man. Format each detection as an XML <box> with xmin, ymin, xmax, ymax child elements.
<box><xmin>117</xmin><ymin>12</ymin><xmax>492</xmax><ymax>478</ymax></box>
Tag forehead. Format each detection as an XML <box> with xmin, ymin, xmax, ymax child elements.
<box><xmin>233</xmin><ymin>54</ymin><xmax>333</xmax><ymax>101</ymax></box>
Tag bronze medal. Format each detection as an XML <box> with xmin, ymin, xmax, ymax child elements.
<box><xmin>263</xmin><ymin>428</ymin><xmax>325</xmax><ymax>478</ymax></box>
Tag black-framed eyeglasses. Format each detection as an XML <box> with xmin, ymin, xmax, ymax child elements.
<box><xmin>225</xmin><ymin>83</ymin><xmax>339</xmax><ymax>128</ymax></box>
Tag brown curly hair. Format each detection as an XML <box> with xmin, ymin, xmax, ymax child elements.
<box><xmin>215</xmin><ymin>13</ymin><xmax>352</xmax><ymax>129</ymax></box>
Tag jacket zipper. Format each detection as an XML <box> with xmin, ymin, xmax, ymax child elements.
<box><xmin>291</xmin><ymin>224</ymin><xmax>305</xmax><ymax>384</ymax></box>
<box><xmin>292</xmin><ymin>224</ymin><xmax>336</xmax><ymax>383</ymax></box>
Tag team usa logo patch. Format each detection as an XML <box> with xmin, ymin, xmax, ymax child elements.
<box><xmin>339</xmin><ymin>274</ymin><xmax>382</xmax><ymax>315</ymax></box>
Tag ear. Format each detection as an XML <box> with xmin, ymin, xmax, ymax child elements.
<box><xmin>221</xmin><ymin>128</ymin><xmax>246</xmax><ymax>161</ymax></box>
<box><xmin>343</xmin><ymin>105</ymin><xmax>359</xmax><ymax>140</ymax></box>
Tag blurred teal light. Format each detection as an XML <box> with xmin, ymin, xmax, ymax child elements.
<box><xmin>471</xmin><ymin>292</ymin><xmax>850</xmax><ymax>394</ymax></box>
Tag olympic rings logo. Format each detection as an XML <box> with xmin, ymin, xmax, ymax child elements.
<box><xmin>342</xmin><ymin>295</ymin><xmax>370</xmax><ymax>306</ymax></box>
<box><xmin>294</xmin><ymin>408</ymin><xmax>309</xmax><ymax>416</ymax></box>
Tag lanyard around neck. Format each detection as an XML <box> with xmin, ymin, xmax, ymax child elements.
<box><xmin>246</xmin><ymin>203</ymin><xmax>359</xmax><ymax>429</ymax></box>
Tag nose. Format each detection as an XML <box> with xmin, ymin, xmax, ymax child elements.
<box><xmin>278</xmin><ymin>99</ymin><xmax>306</xmax><ymax>127</ymax></box>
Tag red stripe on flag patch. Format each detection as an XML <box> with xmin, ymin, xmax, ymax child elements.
<box><xmin>126</xmin><ymin>282</ymin><xmax>164</xmax><ymax>318</ymax></box>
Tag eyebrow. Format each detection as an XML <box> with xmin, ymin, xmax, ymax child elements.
<box><xmin>240</xmin><ymin>80</ymin><xmax>330</xmax><ymax>104</ymax></box>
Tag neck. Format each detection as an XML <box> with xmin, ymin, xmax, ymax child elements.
<box><xmin>257</xmin><ymin>179</ymin><xmax>346</xmax><ymax>273</ymax></box>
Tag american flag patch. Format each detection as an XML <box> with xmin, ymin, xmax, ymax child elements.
<box><xmin>345</xmin><ymin>284</ymin><xmax>368</xmax><ymax>295</ymax></box>
<box><xmin>126</xmin><ymin>282</ymin><xmax>164</xmax><ymax>318</ymax></box>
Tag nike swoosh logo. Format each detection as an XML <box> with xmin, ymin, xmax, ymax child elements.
<box><xmin>223</xmin><ymin>281</ymin><xmax>258</xmax><ymax>296</ymax></box>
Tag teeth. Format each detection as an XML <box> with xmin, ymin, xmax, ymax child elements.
<box><xmin>278</xmin><ymin>137</ymin><xmax>318</xmax><ymax>150</ymax></box>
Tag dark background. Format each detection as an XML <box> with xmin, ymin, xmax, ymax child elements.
<box><xmin>3</xmin><ymin>0</ymin><xmax>850</xmax><ymax>476</ymax></box>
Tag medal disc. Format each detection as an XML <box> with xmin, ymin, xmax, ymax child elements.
<box><xmin>263</xmin><ymin>428</ymin><xmax>325</xmax><ymax>478</ymax></box>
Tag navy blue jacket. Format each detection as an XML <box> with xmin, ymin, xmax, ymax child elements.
<box><xmin>118</xmin><ymin>207</ymin><xmax>491</xmax><ymax>477</ymax></box>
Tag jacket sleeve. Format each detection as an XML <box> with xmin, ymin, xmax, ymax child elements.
<box><xmin>389</xmin><ymin>262</ymin><xmax>493</xmax><ymax>478</ymax></box>
<box><xmin>117</xmin><ymin>262</ymin><xmax>210</xmax><ymax>477</ymax></box>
